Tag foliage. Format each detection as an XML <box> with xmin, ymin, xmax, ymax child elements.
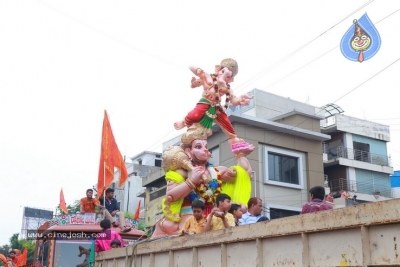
<box><xmin>56</xmin><ymin>199</ymin><xmax>80</xmax><ymax>215</ymax></box>
<box><xmin>0</xmin><ymin>233</ymin><xmax>35</xmax><ymax>266</ymax></box>
<box><xmin>124</xmin><ymin>211</ymin><xmax>134</xmax><ymax>219</ymax></box>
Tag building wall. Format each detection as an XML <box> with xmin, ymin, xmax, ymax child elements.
<box><xmin>355</xmin><ymin>169</ymin><xmax>391</xmax><ymax>196</ymax></box>
<box><xmin>390</xmin><ymin>171</ymin><xmax>400</xmax><ymax>187</ymax></box>
<box><xmin>214</xmin><ymin>122</ymin><xmax>324</xmax><ymax>217</ymax></box>
<box><xmin>352</xmin><ymin>134</ymin><xmax>388</xmax><ymax>156</ymax></box>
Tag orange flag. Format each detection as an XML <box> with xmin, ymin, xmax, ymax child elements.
<box><xmin>16</xmin><ymin>246</ymin><xmax>27</xmax><ymax>267</ymax></box>
<box><xmin>97</xmin><ymin>110</ymin><xmax>128</xmax><ymax>195</ymax></box>
<box><xmin>134</xmin><ymin>200</ymin><xmax>141</xmax><ymax>220</ymax></box>
<box><xmin>59</xmin><ymin>188</ymin><xmax>68</xmax><ymax>214</ymax></box>
<box><xmin>0</xmin><ymin>254</ymin><xmax>7</xmax><ymax>267</ymax></box>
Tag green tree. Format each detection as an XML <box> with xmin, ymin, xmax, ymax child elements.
<box><xmin>0</xmin><ymin>233</ymin><xmax>35</xmax><ymax>266</ymax></box>
<box><xmin>56</xmin><ymin>199</ymin><xmax>80</xmax><ymax>215</ymax></box>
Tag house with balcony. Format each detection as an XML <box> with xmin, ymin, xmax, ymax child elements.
<box><xmin>141</xmin><ymin>89</ymin><xmax>331</xmax><ymax>228</ymax></box>
<box><xmin>321</xmin><ymin>108</ymin><xmax>393</xmax><ymax>204</ymax></box>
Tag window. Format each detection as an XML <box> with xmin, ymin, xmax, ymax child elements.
<box><xmin>270</xmin><ymin>208</ymin><xmax>300</xmax><ymax>220</ymax></box>
<box><xmin>264</xmin><ymin>146</ymin><xmax>304</xmax><ymax>189</ymax></box>
<box><xmin>268</xmin><ymin>153</ymin><xmax>299</xmax><ymax>185</ymax></box>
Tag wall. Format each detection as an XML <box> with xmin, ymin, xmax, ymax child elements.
<box><xmin>335</xmin><ymin>114</ymin><xmax>390</xmax><ymax>142</ymax></box>
<box><xmin>352</xmin><ymin>134</ymin><xmax>388</xmax><ymax>156</ymax></box>
<box><xmin>355</xmin><ymin>169</ymin><xmax>391</xmax><ymax>196</ymax></box>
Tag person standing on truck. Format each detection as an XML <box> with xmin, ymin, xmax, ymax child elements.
<box><xmin>95</xmin><ymin>219</ymin><xmax>125</xmax><ymax>253</ymax></box>
<box><xmin>203</xmin><ymin>194</ymin><xmax>235</xmax><ymax>231</ymax></box>
<box><xmin>301</xmin><ymin>186</ymin><xmax>333</xmax><ymax>214</ymax></box>
<box><xmin>180</xmin><ymin>200</ymin><xmax>207</xmax><ymax>235</ymax></box>
<box><xmin>99</xmin><ymin>188</ymin><xmax>131</xmax><ymax>233</ymax></box>
<box><xmin>240</xmin><ymin>197</ymin><xmax>266</xmax><ymax>225</ymax></box>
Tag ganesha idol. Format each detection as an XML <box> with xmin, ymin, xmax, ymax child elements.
<box><xmin>151</xmin><ymin>124</ymin><xmax>254</xmax><ymax>239</ymax></box>
<box><xmin>174</xmin><ymin>58</ymin><xmax>254</xmax><ymax>153</ymax></box>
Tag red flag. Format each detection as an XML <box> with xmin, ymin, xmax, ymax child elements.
<box><xmin>97</xmin><ymin>110</ymin><xmax>128</xmax><ymax>195</ymax></box>
<box><xmin>16</xmin><ymin>247</ymin><xmax>27</xmax><ymax>267</ymax></box>
<box><xmin>59</xmin><ymin>188</ymin><xmax>68</xmax><ymax>214</ymax></box>
<box><xmin>134</xmin><ymin>200</ymin><xmax>141</xmax><ymax>220</ymax></box>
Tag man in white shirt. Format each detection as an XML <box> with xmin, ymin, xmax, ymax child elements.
<box><xmin>239</xmin><ymin>197</ymin><xmax>268</xmax><ymax>224</ymax></box>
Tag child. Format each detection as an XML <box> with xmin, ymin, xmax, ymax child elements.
<box><xmin>110</xmin><ymin>239</ymin><xmax>121</xmax><ymax>249</ymax></box>
<box><xmin>181</xmin><ymin>200</ymin><xmax>207</xmax><ymax>235</ymax></box>
<box><xmin>204</xmin><ymin>194</ymin><xmax>235</xmax><ymax>231</ymax></box>
<box><xmin>95</xmin><ymin>219</ymin><xmax>124</xmax><ymax>252</ymax></box>
<box><xmin>228</xmin><ymin>203</ymin><xmax>243</xmax><ymax>226</ymax></box>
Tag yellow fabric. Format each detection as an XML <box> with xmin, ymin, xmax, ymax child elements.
<box><xmin>209</xmin><ymin>213</ymin><xmax>235</xmax><ymax>230</ymax></box>
<box><xmin>221</xmin><ymin>165</ymin><xmax>251</xmax><ymax>205</ymax></box>
<box><xmin>161</xmin><ymin>171</ymin><xmax>185</xmax><ymax>222</ymax></box>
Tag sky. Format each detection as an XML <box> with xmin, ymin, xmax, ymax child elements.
<box><xmin>1</xmin><ymin>0</ymin><xmax>400</xmax><ymax>245</ymax></box>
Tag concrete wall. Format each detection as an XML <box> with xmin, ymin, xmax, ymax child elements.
<box><xmin>211</xmin><ymin>121</ymin><xmax>324</xmax><ymax>215</ymax></box>
<box><xmin>352</xmin><ymin>134</ymin><xmax>388</xmax><ymax>156</ymax></box>
<box><xmin>95</xmin><ymin>198</ymin><xmax>400</xmax><ymax>267</ymax></box>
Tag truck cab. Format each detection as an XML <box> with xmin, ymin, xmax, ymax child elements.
<box><xmin>33</xmin><ymin>213</ymin><xmax>146</xmax><ymax>267</ymax></box>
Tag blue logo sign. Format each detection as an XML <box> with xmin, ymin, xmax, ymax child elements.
<box><xmin>340</xmin><ymin>13</ymin><xmax>381</xmax><ymax>63</ymax></box>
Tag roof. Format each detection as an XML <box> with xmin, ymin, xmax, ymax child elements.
<box><xmin>269</xmin><ymin>109</ymin><xmax>324</xmax><ymax>121</ymax></box>
<box><xmin>130</xmin><ymin>151</ymin><xmax>162</xmax><ymax>161</ymax></box>
<box><xmin>211</xmin><ymin>114</ymin><xmax>330</xmax><ymax>142</ymax></box>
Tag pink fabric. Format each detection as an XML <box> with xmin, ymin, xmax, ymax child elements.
<box><xmin>95</xmin><ymin>229</ymin><xmax>124</xmax><ymax>252</ymax></box>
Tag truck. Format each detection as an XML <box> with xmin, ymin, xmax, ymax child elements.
<box><xmin>30</xmin><ymin>213</ymin><xmax>146</xmax><ymax>267</ymax></box>
<box><xmin>94</xmin><ymin>198</ymin><xmax>400</xmax><ymax>267</ymax></box>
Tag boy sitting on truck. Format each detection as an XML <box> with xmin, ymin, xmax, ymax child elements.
<box><xmin>203</xmin><ymin>194</ymin><xmax>235</xmax><ymax>231</ymax></box>
<box><xmin>180</xmin><ymin>200</ymin><xmax>207</xmax><ymax>235</ymax></box>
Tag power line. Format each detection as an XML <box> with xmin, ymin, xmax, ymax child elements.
<box><xmin>233</xmin><ymin>0</ymin><xmax>375</xmax><ymax>94</ymax></box>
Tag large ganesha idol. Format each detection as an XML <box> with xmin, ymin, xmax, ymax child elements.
<box><xmin>174</xmin><ymin>58</ymin><xmax>253</xmax><ymax>153</ymax></box>
<box><xmin>151</xmin><ymin>124</ymin><xmax>254</xmax><ymax>239</ymax></box>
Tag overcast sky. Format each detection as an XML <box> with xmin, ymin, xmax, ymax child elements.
<box><xmin>1</xmin><ymin>0</ymin><xmax>400</xmax><ymax>245</ymax></box>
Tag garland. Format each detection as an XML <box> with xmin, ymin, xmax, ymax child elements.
<box><xmin>188</xmin><ymin>164</ymin><xmax>222</xmax><ymax>204</ymax></box>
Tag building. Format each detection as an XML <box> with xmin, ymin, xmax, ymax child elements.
<box><xmin>390</xmin><ymin>170</ymin><xmax>400</xmax><ymax>198</ymax></box>
<box><xmin>106</xmin><ymin>151</ymin><xmax>162</xmax><ymax>219</ymax></box>
<box><xmin>141</xmin><ymin>89</ymin><xmax>331</xmax><ymax>226</ymax></box>
<box><xmin>321</xmin><ymin>107</ymin><xmax>394</xmax><ymax>205</ymax></box>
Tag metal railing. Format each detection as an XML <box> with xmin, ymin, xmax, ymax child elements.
<box><xmin>324</xmin><ymin>146</ymin><xmax>391</xmax><ymax>167</ymax></box>
<box><xmin>329</xmin><ymin>178</ymin><xmax>392</xmax><ymax>198</ymax></box>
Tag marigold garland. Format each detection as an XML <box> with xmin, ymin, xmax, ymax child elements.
<box><xmin>188</xmin><ymin>165</ymin><xmax>222</xmax><ymax>204</ymax></box>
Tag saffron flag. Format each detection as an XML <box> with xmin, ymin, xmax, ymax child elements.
<box><xmin>134</xmin><ymin>200</ymin><xmax>141</xmax><ymax>220</ymax></box>
<box><xmin>97</xmin><ymin>110</ymin><xmax>128</xmax><ymax>195</ymax></box>
<box><xmin>16</xmin><ymin>247</ymin><xmax>27</xmax><ymax>267</ymax></box>
<box><xmin>59</xmin><ymin>188</ymin><xmax>68</xmax><ymax>214</ymax></box>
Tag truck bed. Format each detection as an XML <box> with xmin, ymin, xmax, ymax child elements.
<box><xmin>95</xmin><ymin>198</ymin><xmax>400</xmax><ymax>267</ymax></box>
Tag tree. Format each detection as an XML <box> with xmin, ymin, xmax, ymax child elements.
<box><xmin>55</xmin><ymin>199</ymin><xmax>80</xmax><ymax>215</ymax></box>
<box><xmin>0</xmin><ymin>233</ymin><xmax>35</xmax><ymax>266</ymax></box>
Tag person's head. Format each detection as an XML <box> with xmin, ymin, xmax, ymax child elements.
<box><xmin>309</xmin><ymin>186</ymin><xmax>325</xmax><ymax>200</ymax></box>
<box><xmin>191</xmin><ymin>200</ymin><xmax>205</xmax><ymax>220</ymax></box>
<box><xmin>228</xmin><ymin>203</ymin><xmax>243</xmax><ymax>219</ymax></box>
<box><xmin>216</xmin><ymin>193</ymin><xmax>231</xmax><ymax>211</ymax></box>
<box><xmin>105</xmin><ymin>188</ymin><xmax>114</xmax><ymax>199</ymax></box>
<box><xmin>100</xmin><ymin>219</ymin><xmax>111</xmax><ymax>231</ymax></box>
<box><xmin>8</xmin><ymin>251</ymin><xmax>15</xmax><ymax>259</ymax></box>
<box><xmin>328</xmin><ymin>192</ymin><xmax>333</xmax><ymax>196</ymax></box>
<box><xmin>240</xmin><ymin>204</ymin><xmax>248</xmax><ymax>213</ymax></box>
<box><xmin>247</xmin><ymin>197</ymin><xmax>263</xmax><ymax>216</ymax></box>
<box><xmin>86</xmin><ymin>189</ymin><xmax>93</xmax><ymax>199</ymax></box>
<box><xmin>111</xmin><ymin>239</ymin><xmax>121</xmax><ymax>248</ymax></box>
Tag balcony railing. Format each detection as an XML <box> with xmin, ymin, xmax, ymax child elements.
<box><xmin>324</xmin><ymin>146</ymin><xmax>391</xmax><ymax>167</ymax></box>
<box><xmin>329</xmin><ymin>178</ymin><xmax>392</xmax><ymax>198</ymax></box>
